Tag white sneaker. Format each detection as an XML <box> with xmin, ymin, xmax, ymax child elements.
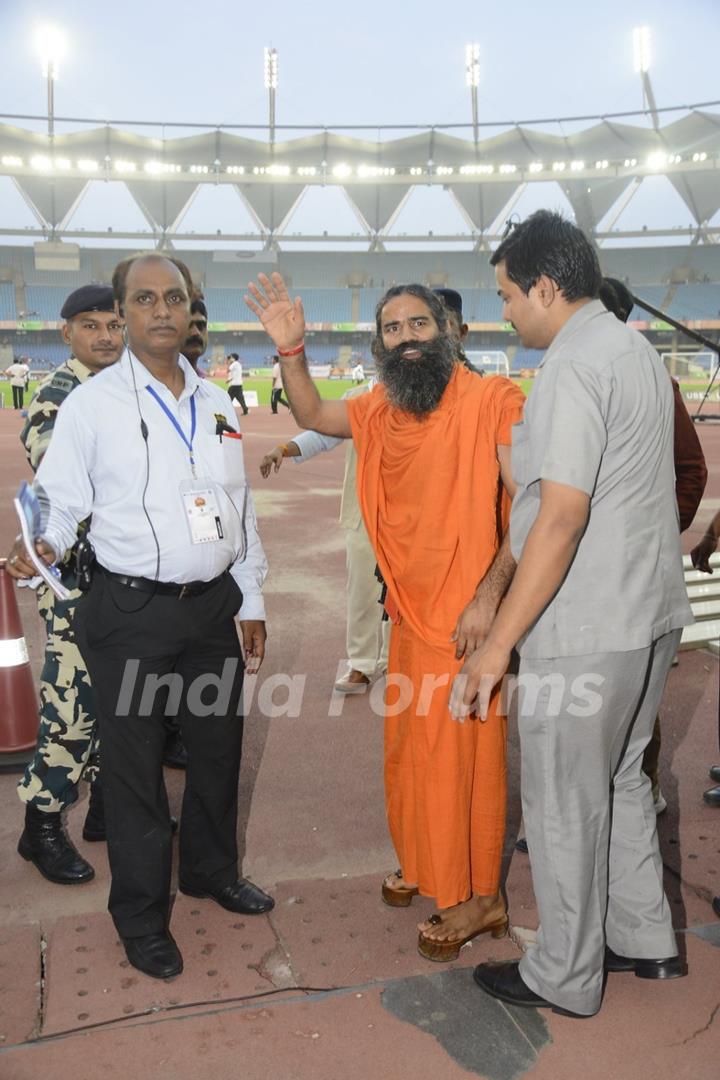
<box><xmin>653</xmin><ymin>788</ymin><xmax>668</xmax><ymax>815</ymax></box>
<box><xmin>334</xmin><ymin>670</ymin><xmax>371</xmax><ymax>694</ymax></box>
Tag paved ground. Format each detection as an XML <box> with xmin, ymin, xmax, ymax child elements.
<box><xmin>0</xmin><ymin>404</ymin><xmax>718</xmax><ymax>1080</ymax></box>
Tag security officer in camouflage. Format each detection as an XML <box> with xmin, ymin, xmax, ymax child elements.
<box><xmin>16</xmin><ymin>285</ymin><xmax>124</xmax><ymax>884</ymax></box>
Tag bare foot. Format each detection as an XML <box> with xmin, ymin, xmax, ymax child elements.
<box><xmin>418</xmin><ymin>894</ymin><xmax>506</xmax><ymax>943</ymax></box>
<box><xmin>384</xmin><ymin>871</ymin><xmax>418</xmax><ymax>891</ymax></box>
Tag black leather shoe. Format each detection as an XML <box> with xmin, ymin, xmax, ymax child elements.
<box><xmin>702</xmin><ymin>785</ymin><xmax>720</xmax><ymax>807</ymax></box>
<box><xmin>178</xmin><ymin>877</ymin><xmax>274</xmax><ymax>914</ymax></box>
<box><xmin>709</xmin><ymin>765</ymin><xmax>720</xmax><ymax>783</ymax></box>
<box><xmin>473</xmin><ymin>961</ymin><xmax>587</xmax><ymax>1017</ymax></box>
<box><xmin>515</xmin><ymin>838</ymin><xmax>529</xmax><ymax>853</ymax></box>
<box><xmin>162</xmin><ymin>732</ymin><xmax>188</xmax><ymax>770</ymax></box>
<box><xmin>123</xmin><ymin>932</ymin><xmax>183</xmax><ymax>979</ymax></box>
<box><xmin>18</xmin><ymin>805</ymin><xmax>95</xmax><ymax>885</ymax></box>
<box><xmin>605</xmin><ymin>946</ymin><xmax>685</xmax><ymax>979</ymax></box>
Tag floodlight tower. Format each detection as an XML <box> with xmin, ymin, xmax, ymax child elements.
<box><xmin>633</xmin><ymin>26</ymin><xmax>659</xmax><ymax>131</ymax></box>
<box><xmin>35</xmin><ymin>24</ymin><xmax>67</xmax><ymax>139</ymax></box>
<box><xmin>466</xmin><ymin>43</ymin><xmax>480</xmax><ymax>144</ymax></box>
<box><xmin>264</xmin><ymin>47</ymin><xmax>278</xmax><ymax>145</ymax></box>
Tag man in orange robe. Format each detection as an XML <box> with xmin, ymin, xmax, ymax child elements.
<box><xmin>245</xmin><ymin>274</ymin><xmax>525</xmax><ymax>958</ymax></box>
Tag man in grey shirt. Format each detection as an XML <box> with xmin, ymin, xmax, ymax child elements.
<box><xmin>453</xmin><ymin>211</ymin><xmax>692</xmax><ymax>1017</ymax></box>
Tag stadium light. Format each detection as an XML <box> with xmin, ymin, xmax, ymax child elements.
<box><xmin>529</xmin><ymin>162</ymin><xmax>543</xmax><ymax>173</ymax></box>
<box><xmin>465</xmin><ymin>43</ymin><xmax>480</xmax><ymax>144</ymax></box>
<box><xmin>465</xmin><ymin>43</ymin><xmax>480</xmax><ymax>87</ymax></box>
<box><xmin>264</xmin><ymin>47</ymin><xmax>278</xmax><ymax>89</ymax></box>
<box><xmin>34</xmin><ymin>24</ymin><xmax>67</xmax><ymax>139</ymax></box>
<box><xmin>264</xmin><ymin>47</ymin><xmax>278</xmax><ymax>144</ymax></box>
<box><xmin>633</xmin><ymin>26</ymin><xmax>651</xmax><ymax>73</ymax></box>
<box><xmin>633</xmin><ymin>26</ymin><xmax>660</xmax><ymax>130</ymax></box>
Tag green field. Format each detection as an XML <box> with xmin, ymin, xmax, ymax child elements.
<box><xmin>6</xmin><ymin>375</ymin><xmax>718</xmax><ymax>411</ymax></box>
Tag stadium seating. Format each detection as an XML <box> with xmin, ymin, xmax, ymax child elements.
<box><xmin>25</xmin><ymin>286</ymin><xmax>73</xmax><ymax>321</ymax></box>
<box><xmin>0</xmin><ymin>282</ymin><xmax>16</xmax><ymax>320</ymax></box>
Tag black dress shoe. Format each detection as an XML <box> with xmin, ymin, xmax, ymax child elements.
<box><xmin>605</xmin><ymin>946</ymin><xmax>685</xmax><ymax>979</ymax></box>
<box><xmin>709</xmin><ymin>765</ymin><xmax>720</xmax><ymax>783</ymax></box>
<box><xmin>702</xmin><ymin>785</ymin><xmax>720</xmax><ymax>807</ymax></box>
<box><xmin>473</xmin><ymin>961</ymin><xmax>587</xmax><ymax>1017</ymax></box>
<box><xmin>163</xmin><ymin>732</ymin><xmax>188</xmax><ymax>770</ymax></box>
<box><xmin>178</xmin><ymin>876</ymin><xmax>274</xmax><ymax>914</ymax></box>
<box><xmin>18</xmin><ymin>805</ymin><xmax>95</xmax><ymax>885</ymax></box>
<box><xmin>123</xmin><ymin>932</ymin><xmax>183</xmax><ymax>979</ymax></box>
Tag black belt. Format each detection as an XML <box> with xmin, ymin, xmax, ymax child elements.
<box><xmin>99</xmin><ymin>566</ymin><xmax>229</xmax><ymax>599</ymax></box>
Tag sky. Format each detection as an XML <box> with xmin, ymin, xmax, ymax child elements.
<box><xmin>1</xmin><ymin>0</ymin><xmax>719</xmax><ymax>244</ymax></box>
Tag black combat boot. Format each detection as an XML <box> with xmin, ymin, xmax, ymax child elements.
<box><xmin>18</xmin><ymin>804</ymin><xmax>95</xmax><ymax>884</ymax></box>
<box><xmin>82</xmin><ymin>779</ymin><xmax>106</xmax><ymax>842</ymax></box>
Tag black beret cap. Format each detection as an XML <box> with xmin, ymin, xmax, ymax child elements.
<box><xmin>60</xmin><ymin>284</ymin><xmax>116</xmax><ymax>321</ymax></box>
<box><xmin>433</xmin><ymin>287</ymin><xmax>464</xmax><ymax>319</ymax></box>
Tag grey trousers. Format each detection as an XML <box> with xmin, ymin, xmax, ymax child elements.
<box><xmin>517</xmin><ymin>629</ymin><xmax>681</xmax><ymax>1016</ymax></box>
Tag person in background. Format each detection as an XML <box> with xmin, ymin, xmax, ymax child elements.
<box><xmin>5</xmin><ymin>356</ymin><xmax>30</xmax><ymax>409</ymax></box>
<box><xmin>227</xmin><ymin>352</ymin><xmax>249</xmax><ymax>414</ymax></box>
<box><xmin>14</xmin><ymin>285</ymin><xmax>124</xmax><ymax>886</ymax></box>
<box><xmin>599</xmin><ymin>276</ymin><xmax>707</xmax><ymax>814</ymax></box>
<box><xmin>690</xmin><ymin>508</ymin><xmax>720</xmax><ymax>811</ymax></box>
<box><xmin>270</xmin><ymin>355</ymin><xmax>290</xmax><ymax>413</ymax></box>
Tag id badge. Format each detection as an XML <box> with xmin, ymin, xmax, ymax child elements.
<box><xmin>180</xmin><ymin>478</ymin><xmax>224</xmax><ymax>544</ymax></box>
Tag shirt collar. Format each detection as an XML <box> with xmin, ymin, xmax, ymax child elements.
<box><xmin>539</xmin><ymin>299</ymin><xmax>609</xmax><ymax>366</ymax></box>
<box><xmin>67</xmin><ymin>356</ymin><xmax>97</xmax><ymax>383</ymax></box>
<box><xmin>118</xmin><ymin>347</ymin><xmax>206</xmax><ymax>402</ymax></box>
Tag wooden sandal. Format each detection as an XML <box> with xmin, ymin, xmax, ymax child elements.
<box><xmin>417</xmin><ymin>909</ymin><xmax>509</xmax><ymax>962</ymax></box>
<box><xmin>381</xmin><ymin>869</ymin><xmax>420</xmax><ymax>908</ymax></box>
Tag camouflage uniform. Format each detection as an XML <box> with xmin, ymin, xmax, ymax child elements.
<box><xmin>17</xmin><ymin>359</ymin><xmax>99</xmax><ymax>812</ymax></box>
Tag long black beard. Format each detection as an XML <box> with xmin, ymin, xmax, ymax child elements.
<box><xmin>375</xmin><ymin>335</ymin><xmax>457</xmax><ymax>416</ymax></box>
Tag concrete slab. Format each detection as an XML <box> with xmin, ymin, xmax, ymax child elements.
<box><xmin>270</xmin><ymin>875</ymin><xmax>520</xmax><ymax>989</ymax></box>
<box><xmin>0</xmin><ymin>923</ymin><xmax>41</xmax><ymax>1046</ymax></box>
<box><xmin>41</xmin><ymin>896</ymin><xmax>284</xmax><ymax>1037</ymax></box>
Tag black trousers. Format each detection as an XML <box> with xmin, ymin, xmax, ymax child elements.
<box><xmin>12</xmin><ymin>385</ymin><xmax>25</xmax><ymax>409</ymax></box>
<box><xmin>228</xmin><ymin>385</ymin><xmax>249</xmax><ymax>414</ymax></box>
<box><xmin>271</xmin><ymin>387</ymin><xmax>290</xmax><ymax>413</ymax></box>
<box><xmin>74</xmin><ymin>570</ymin><xmax>245</xmax><ymax>938</ymax></box>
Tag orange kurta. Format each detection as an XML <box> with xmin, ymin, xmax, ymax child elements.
<box><xmin>348</xmin><ymin>365</ymin><xmax>525</xmax><ymax>907</ymax></box>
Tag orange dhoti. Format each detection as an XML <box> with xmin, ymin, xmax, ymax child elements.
<box><xmin>385</xmin><ymin>619</ymin><xmax>507</xmax><ymax>908</ymax></box>
<box><xmin>348</xmin><ymin>364</ymin><xmax>525</xmax><ymax>909</ymax></box>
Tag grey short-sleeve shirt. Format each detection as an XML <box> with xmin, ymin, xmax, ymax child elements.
<box><xmin>510</xmin><ymin>299</ymin><xmax>692</xmax><ymax>658</ymax></box>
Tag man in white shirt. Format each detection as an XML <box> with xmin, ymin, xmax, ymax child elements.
<box><xmin>7</xmin><ymin>254</ymin><xmax>271</xmax><ymax>981</ymax></box>
<box><xmin>271</xmin><ymin>356</ymin><xmax>290</xmax><ymax>413</ymax></box>
<box><xmin>5</xmin><ymin>358</ymin><xmax>30</xmax><ymax>409</ymax></box>
<box><xmin>351</xmin><ymin>361</ymin><xmax>365</xmax><ymax>384</ymax></box>
<box><xmin>227</xmin><ymin>352</ymin><xmax>249</xmax><ymax>415</ymax></box>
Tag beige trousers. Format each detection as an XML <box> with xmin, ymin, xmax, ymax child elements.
<box><xmin>344</xmin><ymin>523</ymin><xmax>390</xmax><ymax>676</ymax></box>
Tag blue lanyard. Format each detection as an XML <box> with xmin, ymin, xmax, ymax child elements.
<box><xmin>146</xmin><ymin>386</ymin><xmax>197</xmax><ymax>474</ymax></box>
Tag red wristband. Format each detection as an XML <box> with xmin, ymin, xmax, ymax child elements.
<box><xmin>277</xmin><ymin>342</ymin><xmax>305</xmax><ymax>357</ymax></box>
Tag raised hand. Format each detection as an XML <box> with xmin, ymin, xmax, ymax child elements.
<box><xmin>244</xmin><ymin>273</ymin><xmax>305</xmax><ymax>352</ymax></box>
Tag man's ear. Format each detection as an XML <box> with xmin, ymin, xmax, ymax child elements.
<box><xmin>60</xmin><ymin>321</ymin><xmax>72</xmax><ymax>348</ymax></box>
<box><xmin>534</xmin><ymin>275</ymin><xmax>557</xmax><ymax>308</ymax></box>
<box><xmin>114</xmin><ymin>299</ymin><xmax>124</xmax><ymax>318</ymax></box>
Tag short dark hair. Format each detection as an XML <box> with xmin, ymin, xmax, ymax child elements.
<box><xmin>229</xmin><ymin>352</ymin><xmax>239</xmax><ymax>360</ymax></box>
<box><xmin>598</xmin><ymin>277</ymin><xmax>634</xmax><ymax>323</ymax></box>
<box><xmin>490</xmin><ymin>210</ymin><xmax>602</xmax><ymax>302</ymax></box>
<box><xmin>111</xmin><ymin>253</ymin><xmax>194</xmax><ymax>307</ymax></box>
<box><xmin>190</xmin><ymin>297</ymin><xmax>208</xmax><ymax>319</ymax></box>
<box><xmin>374</xmin><ymin>284</ymin><xmax>448</xmax><ymax>337</ymax></box>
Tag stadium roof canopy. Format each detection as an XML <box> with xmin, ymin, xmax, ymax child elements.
<box><xmin>0</xmin><ymin>106</ymin><xmax>719</xmax><ymax>248</ymax></box>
